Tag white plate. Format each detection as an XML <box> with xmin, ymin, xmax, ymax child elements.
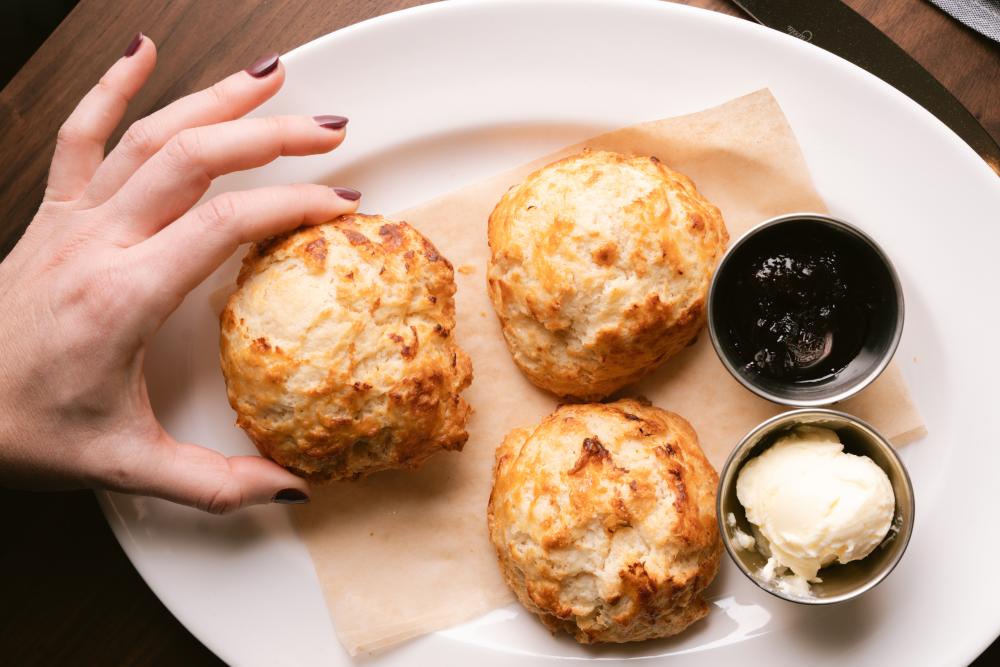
<box><xmin>100</xmin><ymin>1</ymin><xmax>1000</xmax><ymax>665</ymax></box>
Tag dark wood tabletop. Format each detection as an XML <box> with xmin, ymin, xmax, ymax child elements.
<box><xmin>1</xmin><ymin>1</ymin><xmax>997</xmax><ymax>665</ymax></box>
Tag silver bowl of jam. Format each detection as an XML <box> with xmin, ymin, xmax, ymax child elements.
<box><xmin>708</xmin><ymin>213</ymin><xmax>904</xmax><ymax>406</ymax></box>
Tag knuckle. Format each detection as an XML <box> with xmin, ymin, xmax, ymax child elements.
<box><xmin>120</xmin><ymin>119</ymin><xmax>156</xmax><ymax>157</ymax></box>
<box><xmin>261</xmin><ymin>116</ymin><xmax>289</xmax><ymax>157</ymax></box>
<box><xmin>77</xmin><ymin>270</ymin><xmax>122</xmax><ymax>318</ymax></box>
<box><xmin>208</xmin><ymin>80</ymin><xmax>231</xmax><ymax>108</ymax></box>
<box><xmin>263</xmin><ymin>115</ymin><xmax>285</xmax><ymax>134</ymax></box>
<box><xmin>52</xmin><ymin>290</ymin><xmax>118</xmax><ymax>362</ymax></box>
<box><xmin>289</xmin><ymin>183</ymin><xmax>318</xmax><ymax>200</ymax></box>
<box><xmin>199</xmin><ymin>483</ymin><xmax>243</xmax><ymax>515</ymax></box>
<box><xmin>94</xmin><ymin>77</ymin><xmax>127</xmax><ymax>106</ymax></box>
<box><xmin>201</xmin><ymin>193</ymin><xmax>239</xmax><ymax>229</ymax></box>
<box><xmin>60</xmin><ymin>263</ymin><xmax>144</xmax><ymax>329</ymax></box>
<box><xmin>164</xmin><ymin>129</ymin><xmax>203</xmax><ymax>168</ymax></box>
<box><xmin>56</xmin><ymin>121</ymin><xmax>85</xmax><ymax>149</ymax></box>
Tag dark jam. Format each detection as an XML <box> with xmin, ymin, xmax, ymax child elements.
<box><xmin>722</xmin><ymin>227</ymin><xmax>880</xmax><ymax>384</ymax></box>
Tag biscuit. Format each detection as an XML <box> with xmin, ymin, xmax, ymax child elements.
<box><xmin>487</xmin><ymin>399</ymin><xmax>721</xmax><ymax>643</ymax></box>
<box><xmin>220</xmin><ymin>214</ymin><xmax>473</xmax><ymax>481</ymax></box>
<box><xmin>487</xmin><ymin>150</ymin><xmax>728</xmax><ymax>400</ymax></box>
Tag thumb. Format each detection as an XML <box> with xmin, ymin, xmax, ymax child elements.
<box><xmin>116</xmin><ymin>436</ymin><xmax>311</xmax><ymax>514</ymax></box>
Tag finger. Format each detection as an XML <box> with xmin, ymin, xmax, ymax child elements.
<box><xmin>104</xmin><ymin>115</ymin><xmax>348</xmax><ymax>240</ymax></box>
<box><xmin>113</xmin><ymin>436</ymin><xmax>311</xmax><ymax>514</ymax></box>
<box><xmin>83</xmin><ymin>53</ymin><xmax>286</xmax><ymax>205</ymax></box>
<box><xmin>130</xmin><ymin>183</ymin><xmax>360</xmax><ymax>302</ymax></box>
<box><xmin>45</xmin><ymin>33</ymin><xmax>157</xmax><ymax>202</ymax></box>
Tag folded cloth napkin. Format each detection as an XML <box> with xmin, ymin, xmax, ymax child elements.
<box><xmin>928</xmin><ymin>0</ymin><xmax>1000</xmax><ymax>42</ymax></box>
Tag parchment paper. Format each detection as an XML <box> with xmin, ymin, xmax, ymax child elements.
<box><xmin>292</xmin><ymin>90</ymin><xmax>926</xmax><ymax>656</ymax></box>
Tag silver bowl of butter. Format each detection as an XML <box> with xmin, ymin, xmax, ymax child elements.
<box><xmin>717</xmin><ymin>408</ymin><xmax>914</xmax><ymax>604</ymax></box>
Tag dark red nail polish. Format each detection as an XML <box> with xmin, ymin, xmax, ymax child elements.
<box><xmin>313</xmin><ymin>115</ymin><xmax>349</xmax><ymax>130</ymax></box>
<box><xmin>124</xmin><ymin>33</ymin><xmax>143</xmax><ymax>58</ymax></box>
<box><xmin>246</xmin><ymin>52</ymin><xmax>280</xmax><ymax>78</ymax></box>
<box><xmin>333</xmin><ymin>187</ymin><xmax>361</xmax><ymax>201</ymax></box>
<box><xmin>273</xmin><ymin>489</ymin><xmax>309</xmax><ymax>504</ymax></box>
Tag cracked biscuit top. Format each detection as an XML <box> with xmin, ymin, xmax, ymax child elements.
<box><xmin>487</xmin><ymin>399</ymin><xmax>721</xmax><ymax>643</ymax></box>
<box><xmin>487</xmin><ymin>150</ymin><xmax>728</xmax><ymax>400</ymax></box>
<box><xmin>220</xmin><ymin>213</ymin><xmax>473</xmax><ymax>482</ymax></box>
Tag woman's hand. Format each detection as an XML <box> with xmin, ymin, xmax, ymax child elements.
<box><xmin>0</xmin><ymin>35</ymin><xmax>360</xmax><ymax>512</ymax></box>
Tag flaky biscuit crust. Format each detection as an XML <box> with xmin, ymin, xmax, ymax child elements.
<box><xmin>487</xmin><ymin>150</ymin><xmax>728</xmax><ymax>400</ymax></box>
<box><xmin>487</xmin><ymin>399</ymin><xmax>721</xmax><ymax>643</ymax></box>
<box><xmin>220</xmin><ymin>214</ymin><xmax>473</xmax><ymax>482</ymax></box>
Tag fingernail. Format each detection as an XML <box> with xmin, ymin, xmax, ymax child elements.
<box><xmin>273</xmin><ymin>488</ymin><xmax>309</xmax><ymax>504</ymax></box>
<box><xmin>333</xmin><ymin>187</ymin><xmax>361</xmax><ymax>201</ymax></box>
<box><xmin>313</xmin><ymin>115</ymin><xmax>349</xmax><ymax>130</ymax></box>
<box><xmin>124</xmin><ymin>33</ymin><xmax>143</xmax><ymax>58</ymax></box>
<box><xmin>246</xmin><ymin>52</ymin><xmax>280</xmax><ymax>78</ymax></box>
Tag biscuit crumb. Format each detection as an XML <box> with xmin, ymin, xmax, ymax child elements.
<box><xmin>458</xmin><ymin>264</ymin><xmax>475</xmax><ymax>275</ymax></box>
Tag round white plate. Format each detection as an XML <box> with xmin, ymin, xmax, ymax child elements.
<box><xmin>100</xmin><ymin>1</ymin><xmax>1000</xmax><ymax>665</ymax></box>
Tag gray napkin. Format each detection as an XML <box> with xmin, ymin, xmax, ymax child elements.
<box><xmin>928</xmin><ymin>0</ymin><xmax>1000</xmax><ymax>42</ymax></box>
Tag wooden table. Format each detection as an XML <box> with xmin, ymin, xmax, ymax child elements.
<box><xmin>1</xmin><ymin>1</ymin><xmax>997</xmax><ymax>664</ymax></box>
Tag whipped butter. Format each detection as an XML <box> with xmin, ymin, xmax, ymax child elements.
<box><xmin>735</xmin><ymin>425</ymin><xmax>895</xmax><ymax>596</ymax></box>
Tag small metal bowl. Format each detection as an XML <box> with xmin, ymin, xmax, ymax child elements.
<box><xmin>717</xmin><ymin>409</ymin><xmax>915</xmax><ymax>604</ymax></box>
<box><xmin>708</xmin><ymin>213</ymin><xmax>904</xmax><ymax>407</ymax></box>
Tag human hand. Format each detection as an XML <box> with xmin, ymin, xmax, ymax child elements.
<box><xmin>0</xmin><ymin>34</ymin><xmax>361</xmax><ymax>512</ymax></box>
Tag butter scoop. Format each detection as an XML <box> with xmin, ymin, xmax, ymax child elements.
<box><xmin>736</xmin><ymin>425</ymin><xmax>895</xmax><ymax>588</ymax></box>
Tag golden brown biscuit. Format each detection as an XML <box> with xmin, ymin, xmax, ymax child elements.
<box><xmin>487</xmin><ymin>399</ymin><xmax>721</xmax><ymax>643</ymax></box>
<box><xmin>220</xmin><ymin>214</ymin><xmax>473</xmax><ymax>482</ymax></box>
<box><xmin>487</xmin><ymin>150</ymin><xmax>728</xmax><ymax>400</ymax></box>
